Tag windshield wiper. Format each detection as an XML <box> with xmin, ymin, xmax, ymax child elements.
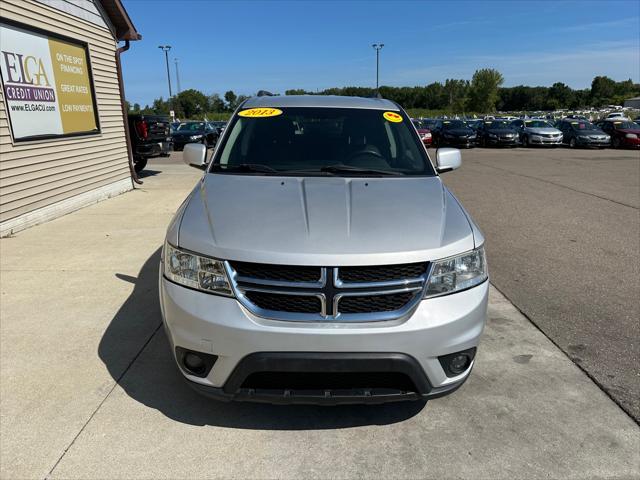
<box><xmin>212</xmin><ymin>163</ymin><xmax>278</xmax><ymax>174</ymax></box>
<box><xmin>319</xmin><ymin>165</ymin><xmax>403</xmax><ymax>176</ymax></box>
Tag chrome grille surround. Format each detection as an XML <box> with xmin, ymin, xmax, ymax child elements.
<box><xmin>225</xmin><ymin>262</ymin><xmax>431</xmax><ymax>323</ymax></box>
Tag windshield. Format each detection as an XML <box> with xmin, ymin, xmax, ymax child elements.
<box><xmin>177</xmin><ymin>122</ymin><xmax>205</xmax><ymax>132</ymax></box>
<box><xmin>524</xmin><ymin>120</ymin><xmax>552</xmax><ymax>128</ymax></box>
<box><xmin>569</xmin><ymin>121</ymin><xmax>596</xmax><ymax>130</ymax></box>
<box><xmin>442</xmin><ymin>120</ymin><xmax>466</xmax><ymax>129</ymax></box>
<box><xmin>612</xmin><ymin>121</ymin><xmax>639</xmax><ymax>129</ymax></box>
<box><xmin>211</xmin><ymin>107</ymin><xmax>435</xmax><ymax>176</ymax></box>
<box><xmin>488</xmin><ymin>121</ymin><xmax>511</xmax><ymax>129</ymax></box>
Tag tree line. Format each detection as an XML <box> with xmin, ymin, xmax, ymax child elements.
<box><xmin>128</xmin><ymin>69</ymin><xmax>639</xmax><ymax>118</ymax></box>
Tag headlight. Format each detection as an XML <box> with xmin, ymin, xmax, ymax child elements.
<box><xmin>489</xmin><ymin>133</ymin><xmax>497</xmax><ymax>138</ymax></box>
<box><xmin>190</xmin><ymin>134</ymin><xmax>203</xmax><ymax>140</ymax></box>
<box><xmin>469</xmin><ymin>134</ymin><xmax>477</xmax><ymax>139</ymax></box>
<box><xmin>625</xmin><ymin>133</ymin><xmax>638</xmax><ymax>139</ymax></box>
<box><xmin>425</xmin><ymin>246</ymin><xmax>487</xmax><ymax>298</ymax></box>
<box><xmin>163</xmin><ymin>242</ymin><xmax>233</xmax><ymax>296</ymax></box>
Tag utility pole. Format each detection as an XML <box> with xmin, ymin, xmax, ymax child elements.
<box><xmin>158</xmin><ymin>45</ymin><xmax>172</xmax><ymax>98</ymax></box>
<box><xmin>372</xmin><ymin>43</ymin><xmax>384</xmax><ymax>90</ymax></box>
<box><xmin>174</xmin><ymin>57</ymin><xmax>181</xmax><ymax>94</ymax></box>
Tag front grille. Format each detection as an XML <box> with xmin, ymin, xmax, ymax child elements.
<box><xmin>244</xmin><ymin>291</ymin><xmax>321</xmax><ymax>313</ymax></box>
<box><xmin>338</xmin><ymin>262</ymin><xmax>427</xmax><ymax>283</ymax></box>
<box><xmin>230</xmin><ymin>261</ymin><xmax>321</xmax><ymax>283</ymax></box>
<box><xmin>230</xmin><ymin>261</ymin><xmax>428</xmax><ymax>322</ymax></box>
<box><xmin>338</xmin><ymin>292</ymin><xmax>417</xmax><ymax>314</ymax></box>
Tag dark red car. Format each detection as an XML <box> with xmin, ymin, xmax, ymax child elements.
<box><xmin>411</xmin><ymin>119</ymin><xmax>432</xmax><ymax>147</ymax></box>
<box><xmin>596</xmin><ymin>119</ymin><xmax>640</xmax><ymax>148</ymax></box>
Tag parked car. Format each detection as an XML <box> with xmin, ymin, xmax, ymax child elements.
<box><xmin>557</xmin><ymin>119</ymin><xmax>610</xmax><ymax>148</ymax></box>
<box><xmin>510</xmin><ymin>119</ymin><xmax>563</xmax><ymax>147</ymax></box>
<box><xmin>477</xmin><ymin>120</ymin><xmax>520</xmax><ymax>147</ymax></box>
<box><xmin>411</xmin><ymin>118</ymin><xmax>432</xmax><ymax>147</ymax></box>
<box><xmin>171</xmin><ymin>121</ymin><xmax>219</xmax><ymax>151</ymax></box>
<box><xmin>127</xmin><ymin>114</ymin><xmax>172</xmax><ymax>173</ymax></box>
<box><xmin>606</xmin><ymin>112</ymin><xmax>627</xmax><ymax>120</ymax></box>
<box><xmin>595</xmin><ymin>119</ymin><xmax>640</xmax><ymax>148</ymax></box>
<box><xmin>162</xmin><ymin>95</ymin><xmax>488</xmax><ymax>404</ymax></box>
<box><xmin>431</xmin><ymin>119</ymin><xmax>477</xmax><ymax>148</ymax></box>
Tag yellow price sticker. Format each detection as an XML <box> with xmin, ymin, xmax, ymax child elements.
<box><xmin>383</xmin><ymin>111</ymin><xmax>403</xmax><ymax>123</ymax></box>
<box><xmin>238</xmin><ymin>108</ymin><xmax>283</xmax><ymax>118</ymax></box>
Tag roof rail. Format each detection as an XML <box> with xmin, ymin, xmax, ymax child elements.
<box><xmin>257</xmin><ymin>90</ymin><xmax>274</xmax><ymax>97</ymax></box>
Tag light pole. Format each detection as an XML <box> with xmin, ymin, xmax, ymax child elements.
<box><xmin>158</xmin><ymin>45</ymin><xmax>172</xmax><ymax>98</ymax></box>
<box><xmin>372</xmin><ymin>43</ymin><xmax>384</xmax><ymax>90</ymax></box>
<box><xmin>174</xmin><ymin>57</ymin><xmax>181</xmax><ymax>94</ymax></box>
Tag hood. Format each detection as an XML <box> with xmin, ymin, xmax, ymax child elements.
<box><xmin>173</xmin><ymin>131</ymin><xmax>204</xmax><ymax>137</ymax></box>
<box><xmin>487</xmin><ymin>128</ymin><xmax>517</xmax><ymax>134</ymax></box>
<box><xmin>525</xmin><ymin>127</ymin><xmax>561</xmax><ymax>134</ymax></box>
<box><xmin>617</xmin><ymin>128</ymin><xmax>640</xmax><ymax>135</ymax></box>
<box><xmin>444</xmin><ymin>128</ymin><xmax>474</xmax><ymax>136</ymax></box>
<box><xmin>572</xmin><ymin>129</ymin><xmax>607</xmax><ymax>136</ymax></box>
<box><xmin>177</xmin><ymin>175</ymin><xmax>476</xmax><ymax>266</ymax></box>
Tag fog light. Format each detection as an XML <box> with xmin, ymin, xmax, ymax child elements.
<box><xmin>438</xmin><ymin>347</ymin><xmax>477</xmax><ymax>377</ymax></box>
<box><xmin>184</xmin><ymin>353</ymin><xmax>205</xmax><ymax>374</ymax></box>
<box><xmin>175</xmin><ymin>347</ymin><xmax>218</xmax><ymax>378</ymax></box>
<box><xmin>449</xmin><ymin>354</ymin><xmax>470</xmax><ymax>374</ymax></box>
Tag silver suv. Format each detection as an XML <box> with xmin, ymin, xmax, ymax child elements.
<box><xmin>160</xmin><ymin>95</ymin><xmax>488</xmax><ymax>404</ymax></box>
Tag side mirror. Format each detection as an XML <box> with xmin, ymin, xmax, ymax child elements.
<box><xmin>183</xmin><ymin>143</ymin><xmax>207</xmax><ymax>169</ymax></box>
<box><xmin>435</xmin><ymin>147</ymin><xmax>461</xmax><ymax>173</ymax></box>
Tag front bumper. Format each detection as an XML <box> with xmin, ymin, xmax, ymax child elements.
<box><xmin>575</xmin><ymin>137</ymin><xmax>610</xmax><ymax>147</ymax></box>
<box><xmin>135</xmin><ymin>141</ymin><xmax>172</xmax><ymax>158</ymax></box>
<box><xmin>485</xmin><ymin>137</ymin><xmax>519</xmax><ymax>146</ymax></box>
<box><xmin>160</xmin><ymin>274</ymin><xmax>489</xmax><ymax>403</ymax></box>
<box><xmin>529</xmin><ymin>135</ymin><xmax>562</xmax><ymax>145</ymax></box>
<box><xmin>442</xmin><ymin>137</ymin><xmax>476</xmax><ymax>148</ymax></box>
<box><xmin>621</xmin><ymin>137</ymin><xmax>640</xmax><ymax>148</ymax></box>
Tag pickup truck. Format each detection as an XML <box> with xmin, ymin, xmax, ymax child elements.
<box><xmin>127</xmin><ymin>114</ymin><xmax>172</xmax><ymax>172</ymax></box>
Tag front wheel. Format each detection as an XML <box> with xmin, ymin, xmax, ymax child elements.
<box><xmin>522</xmin><ymin>135</ymin><xmax>529</xmax><ymax>147</ymax></box>
<box><xmin>569</xmin><ymin>138</ymin><xmax>576</xmax><ymax>148</ymax></box>
<box><xmin>134</xmin><ymin>157</ymin><xmax>147</xmax><ymax>173</ymax></box>
<box><xmin>612</xmin><ymin>138</ymin><xmax>621</xmax><ymax>148</ymax></box>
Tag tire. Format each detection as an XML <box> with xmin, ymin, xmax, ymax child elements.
<box><xmin>612</xmin><ymin>138</ymin><xmax>621</xmax><ymax>148</ymax></box>
<box><xmin>134</xmin><ymin>158</ymin><xmax>147</xmax><ymax>174</ymax></box>
<box><xmin>569</xmin><ymin>138</ymin><xmax>576</xmax><ymax>148</ymax></box>
<box><xmin>523</xmin><ymin>135</ymin><xmax>529</xmax><ymax>147</ymax></box>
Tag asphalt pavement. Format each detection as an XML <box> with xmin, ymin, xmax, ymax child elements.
<box><xmin>439</xmin><ymin>145</ymin><xmax>640</xmax><ymax>421</ymax></box>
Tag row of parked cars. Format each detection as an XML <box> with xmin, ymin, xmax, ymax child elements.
<box><xmin>126</xmin><ymin>115</ymin><xmax>227</xmax><ymax>172</ymax></box>
<box><xmin>411</xmin><ymin>117</ymin><xmax>640</xmax><ymax>150</ymax></box>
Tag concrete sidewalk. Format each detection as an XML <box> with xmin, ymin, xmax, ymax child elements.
<box><xmin>1</xmin><ymin>156</ymin><xmax>638</xmax><ymax>479</ymax></box>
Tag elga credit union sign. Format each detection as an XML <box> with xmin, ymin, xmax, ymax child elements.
<box><xmin>0</xmin><ymin>21</ymin><xmax>100</xmax><ymax>141</ymax></box>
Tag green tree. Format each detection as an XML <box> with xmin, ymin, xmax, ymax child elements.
<box><xmin>590</xmin><ymin>76</ymin><xmax>616</xmax><ymax>106</ymax></box>
<box><xmin>174</xmin><ymin>89</ymin><xmax>209</xmax><ymax>118</ymax></box>
<box><xmin>224</xmin><ymin>90</ymin><xmax>238</xmax><ymax>111</ymax></box>
<box><xmin>467</xmin><ymin>68</ymin><xmax>504</xmax><ymax>112</ymax></box>
<box><xmin>208</xmin><ymin>94</ymin><xmax>226</xmax><ymax>113</ymax></box>
<box><xmin>548</xmin><ymin>82</ymin><xmax>573</xmax><ymax>109</ymax></box>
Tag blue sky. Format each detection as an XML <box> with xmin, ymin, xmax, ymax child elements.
<box><xmin>121</xmin><ymin>0</ymin><xmax>640</xmax><ymax>106</ymax></box>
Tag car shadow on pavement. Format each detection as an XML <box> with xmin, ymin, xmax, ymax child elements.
<box><xmin>137</xmin><ymin>169</ymin><xmax>162</xmax><ymax>178</ymax></box>
<box><xmin>99</xmin><ymin>249</ymin><xmax>426</xmax><ymax>430</ymax></box>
